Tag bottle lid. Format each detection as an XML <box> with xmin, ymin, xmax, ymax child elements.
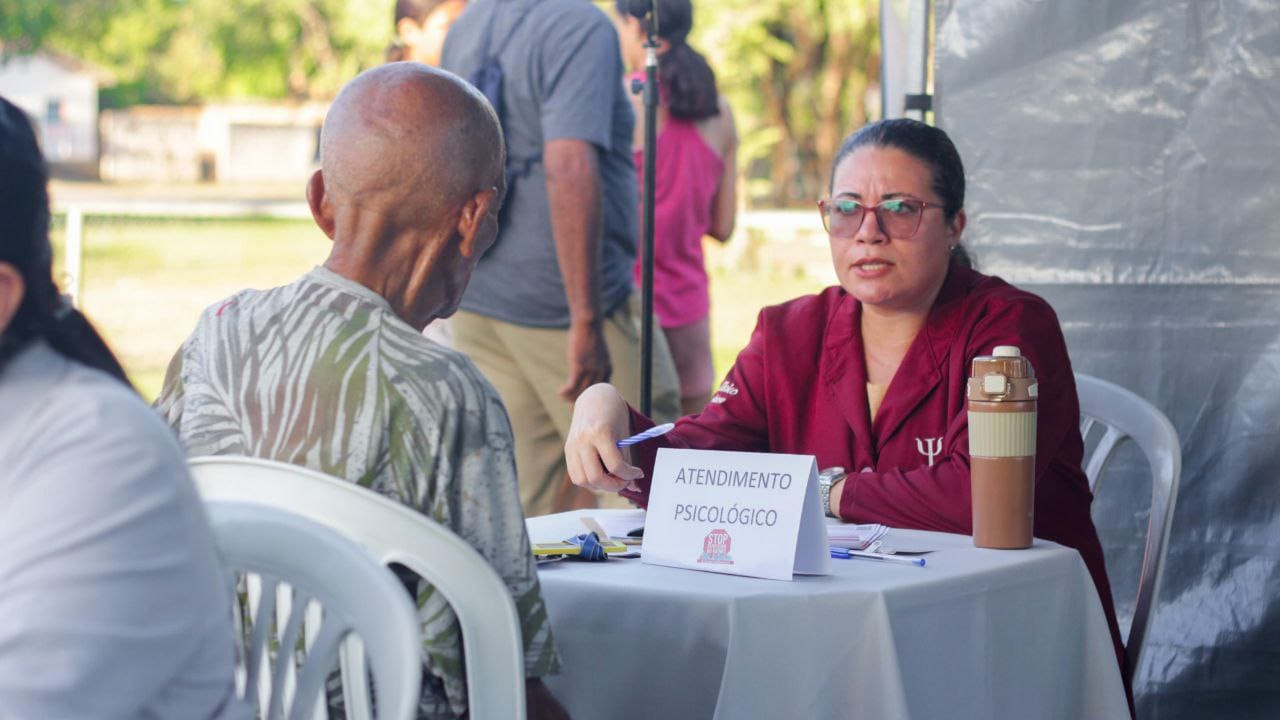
<box><xmin>971</xmin><ymin>345</ymin><xmax>1034</xmax><ymax>379</ymax></box>
<box><xmin>968</xmin><ymin>345</ymin><xmax>1036</xmax><ymax>401</ymax></box>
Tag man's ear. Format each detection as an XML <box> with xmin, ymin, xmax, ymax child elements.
<box><xmin>0</xmin><ymin>262</ymin><xmax>27</xmax><ymax>337</ymax></box>
<box><xmin>455</xmin><ymin>187</ymin><xmax>499</xmax><ymax>259</ymax></box>
<box><xmin>306</xmin><ymin>170</ymin><xmax>337</xmax><ymax>240</ymax></box>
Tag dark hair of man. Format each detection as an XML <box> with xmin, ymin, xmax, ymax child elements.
<box><xmin>0</xmin><ymin>97</ymin><xmax>131</xmax><ymax>384</ymax></box>
<box><xmin>617</xmin><ymin>0</ymin><xmax>720</xmax><ymax>121</ymax></box>
<box><xmin>395</xmin><ymin>0</ymin><xmax>450</xmax><ymax>24</ymax></box>
<box><xmin>830</xmin><ymin>118</ymin><xmax>973</xmax><ymax>269</ymax></box>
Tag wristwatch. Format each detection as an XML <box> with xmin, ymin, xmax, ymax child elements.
<box><xmin>818</xmin><ymin>467</ymin><xmax>845</xmax><ymax>519</ymax></box>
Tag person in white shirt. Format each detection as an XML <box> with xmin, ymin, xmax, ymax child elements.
<box><xmin>0</xmin><ymin>95</ymin><xmax>247</xmax><ymax>719</ymax></box>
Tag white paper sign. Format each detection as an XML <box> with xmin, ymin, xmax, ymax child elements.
<box><xmin>642</xmin><ymin>448</ymin><xmax>830</xmax><ymax>581</ymax></box>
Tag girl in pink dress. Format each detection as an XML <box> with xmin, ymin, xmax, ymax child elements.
<box><xmin>614</xmin><ymin>0</ymin><xmax>738</xmax><ymax>415</ymax></box>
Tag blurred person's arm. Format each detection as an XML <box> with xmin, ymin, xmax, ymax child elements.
<box><xmin>545</xmin><ymin>137</ymin><xmax>610</xmax><ymax>402</ymax></box>
<box><xmin>536</xmin><ymin>7</ymin><xmax>630</xmax><ymax>402</ymax></box>
<box><xmin>707</xmin><ymin>97</ymin><xmax>739</xmax><ymax>242</ymax></box>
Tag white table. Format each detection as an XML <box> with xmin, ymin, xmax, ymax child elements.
<box><xmin>527</xmin><ymin>510</ymin><xmax>1127</xmax><ymax>720</ymax></box>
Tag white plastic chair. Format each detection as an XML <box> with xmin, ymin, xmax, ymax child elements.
<box><xmin>190</xmin><ymin>456</ymin><xmax>527</xmax><ymax>720</ymax></box>
<box><xmin>205</xmin><ymin>501</ymin><xmax>421</xmax><ymax>720</ymax></box>
<box><xmin>1075</xmin><ymin>372</ymin><xmax>1181</xmax><ymax>680</ymax></box>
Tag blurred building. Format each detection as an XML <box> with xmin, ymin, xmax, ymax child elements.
<box><xmin>0</xmin><ymin>46</ymin><xmax>111</xmax><ymax>176</ymax></box>
<box><xmin>100</xmin><ymin>102</ymin><xmax>327</xmax><ymax>184</ymax></box>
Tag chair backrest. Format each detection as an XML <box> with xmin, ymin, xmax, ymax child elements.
<box><xmin>1074</xmin><ymin>372</ymin><xmax>1181</xmax><ymax>680</ymax></box>
<box><xmin>205</xmin><ymin>501</ymin><xmax>420</xmax><ymax>720</ymax></box>
<box><xmin>190</xmin><ymin>456</ymin><xmax>527</xmax><ymax>720</ymax></box>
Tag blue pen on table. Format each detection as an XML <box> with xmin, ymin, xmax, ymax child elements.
<box><xmin>616</xmin><ymin>423</ymin><xmax>676</xmax><ymax>448</ymax></box>
<box><xmin>830</xmin><ymin>547</ymin><xmax>926</xmax><ymax>567</ymax></box>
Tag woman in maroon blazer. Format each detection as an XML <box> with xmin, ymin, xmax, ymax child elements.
<box><xmin>565</xmin><ymin>118</ymin><xmax>1131</xmax><ymax>707</ymax></box>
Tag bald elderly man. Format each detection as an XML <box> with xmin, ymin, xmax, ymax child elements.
<box><xmin>156</xmin><ymin>64</ymin><xmax>568</xmax><ymax>720</ymax></box>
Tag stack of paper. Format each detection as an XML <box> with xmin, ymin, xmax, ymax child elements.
<box><xmin>826</xmin><ymin>523</ymin><xmax>889</xmax><ymax>550</ymax></box>
<box><xmin>593</xmin><ymin>509</ymin><xmax>647</xmax><ymax>539</ymax></box>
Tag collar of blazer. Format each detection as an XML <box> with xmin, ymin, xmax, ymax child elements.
<box><xmin>822</xmin><ymin>261</ymin><xmax>978</xmax><ymax>450</ymax></box>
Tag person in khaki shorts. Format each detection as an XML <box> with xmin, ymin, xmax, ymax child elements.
<box><xmin>444</xmin><ymin>0</ymin><xmax>679</xmax><ymax>517</ymax></box>
<box><xmin>453</xmin><ymin>294</ymin><xmax>678</xmax><ymax>515</ymax></box>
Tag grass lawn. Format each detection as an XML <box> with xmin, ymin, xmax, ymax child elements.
<box><xmin>705</xmin><ymin>242</ymin><xmax>833</xmax><ymax>379</ymax></box>
<box><xmin>52</xmin><ymin>216</ymin><xmax>331</xmax><ymax>399</ymax></box>
<box><xmin>51</xmin><ymin>216</ymin><xmax>833</xmax><ymax>402</ymax></box>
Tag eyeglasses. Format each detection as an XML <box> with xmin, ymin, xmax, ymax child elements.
<box><xmin>817</xmin><ymin>197</ymin><xmax>944</xmax><ymax>239</ymax></box>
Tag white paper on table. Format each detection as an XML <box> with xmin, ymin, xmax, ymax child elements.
<box><xmin>826</xmin><ymin>522</ymin><xmax>889</xmax><ymax>550</ymax></box>
<box><xmin>593</xmin><ymin>509</ymin><xmax>647</xmax><ymax>539</ymax></box>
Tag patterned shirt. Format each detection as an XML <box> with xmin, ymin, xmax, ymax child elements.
<box><xmin>155</xmin><ymin>266</ymin><xmax>559</xmax><ymax>718</ymax></box>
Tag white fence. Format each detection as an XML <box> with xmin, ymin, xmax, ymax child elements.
<box><xmin>51</xmin><ymin>203</ymin><xmax>833</xmax><ymax>308</ymax></box>
<box><xmin>52</xmin><ymin>199</ymin><xmax>313</xmax><ymax>306</ymax></box>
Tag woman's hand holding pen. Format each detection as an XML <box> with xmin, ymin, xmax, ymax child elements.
<box><xmin>566</xmin><ymin>383</ymin><xmax>643</xmax><ymax>493</ymax></box>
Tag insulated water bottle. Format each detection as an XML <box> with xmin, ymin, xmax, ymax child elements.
<box><xmin>967</xmin><ymin>345</ymin><xmax>1038</xmax><ymax>549</ymax></box>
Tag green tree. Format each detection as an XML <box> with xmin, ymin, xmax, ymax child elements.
<box><xmin>1</xmin><ymin>0</ymin><xmax>124</xmax><ymax>54</ymax></box>
<box><xmin>693</xmin><ymin>0</ymin><xmax>879</xmax><ymax>205</ymax></box>
<box><xmin>3</xmin><ymin>0</ymin><xmax>391</xmax><ymax>105</ymax></box>
<box><xmin>5</xmin><ymin>0</ymin><xmax>879</xmax><ymax>205</ymax></box>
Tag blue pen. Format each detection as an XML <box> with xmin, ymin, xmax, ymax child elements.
<box><xmin>616</xmin><ymin>423</ymin><xmax>676</xmax><ymax>448</ymax></box>
<box><xmin>830</xmin><ymin>547</ymin><xmax>926</xmax><ymax>567</ymax></box>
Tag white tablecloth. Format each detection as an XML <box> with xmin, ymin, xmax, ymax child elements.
<box><xmin>527</xmin><ymin>510</ymin><xmax>1127</xmax><ymax>720</ymax></box>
